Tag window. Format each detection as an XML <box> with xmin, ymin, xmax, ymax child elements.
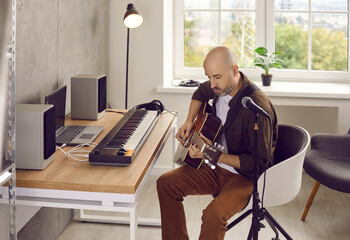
<box><xmin>174</xmin><ymin>0</ymin><xmax>350</xmax><ymax>82</ymax></box>
<box><xmin>274</xmin><ymin>0</ymin><xmax>349</xmax><ymax>71</ymax></box>
<box><xmin>175</xmin><ymin>0</ymin><xmax>260</xmax><ymax>77</ymax></box>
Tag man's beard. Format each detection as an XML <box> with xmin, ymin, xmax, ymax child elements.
<box><xmin>214</xmin><ymin>84</ymin><xmax>235</xmax><ymax>97</ymax></box>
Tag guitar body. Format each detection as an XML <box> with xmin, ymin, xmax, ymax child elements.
<box><xmin>174</xmin><ymin>102</ymin><xmax>222</xmax><ymax>169</ymax></box>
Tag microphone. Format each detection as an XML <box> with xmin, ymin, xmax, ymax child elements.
<box><xmin>241</xmin><ymin>96</ymin><xmax>270</xmax><ymax>119</ymax></box>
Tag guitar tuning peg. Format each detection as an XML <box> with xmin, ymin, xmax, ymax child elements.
<box><xmin>220</xmin><ymin>146</ymin><xmax>224</xmax><ymax>151</ymax></box>
<box><xmin>204</xmin><ymin>159</ymin><xmax>209</xmax><ymax>164</ymax></box>
<box><xmin>214</xmin><ymin>142</ymin><xmax>217</xmax><ymax>147</ymax></box>
<box><xmin>206</xmin><ymin>161</ymin><xmax>216</xmax><ymax>170</ymax></box>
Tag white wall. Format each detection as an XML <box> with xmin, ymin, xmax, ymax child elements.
<box><xmin>109</xmin><ymin>0</ymin><xmax>190</xmax><ymax>168</ymax></box>
<box><xmin>109</xmin><ymin>0</ymin><xmax>184</xmax><ymax>113</ymax></box>
<box><xmin>109</xmin><ymin>0</ymin><xmax>165</xmax><ymax>110</ymax></box>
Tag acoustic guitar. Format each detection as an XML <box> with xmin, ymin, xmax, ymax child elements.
<box><xmin>173</xmin><ymin>102</ymin><xmax>223</xmax><ymax>169</ymax></box>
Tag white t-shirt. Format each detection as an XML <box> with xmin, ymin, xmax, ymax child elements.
<box><xmin>215</xmin><ymin>95</ymin><xmax>239</xmax><ymax>174</ymax></box>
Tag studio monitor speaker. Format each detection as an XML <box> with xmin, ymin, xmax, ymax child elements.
<box><xmin>71</xmin><ymin>74</ymin><xmax>107</xmax><ymax>120</ymax></box>
<box><xmin>16</xmin><ymin>104</ymin><xmax>56</xmax><ymax>170</ymax></box>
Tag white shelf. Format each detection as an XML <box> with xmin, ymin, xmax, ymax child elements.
<box><xmin>255</xmin><ymin>81</ymin><xmax>350</xmax><ymax>100</ymax></box>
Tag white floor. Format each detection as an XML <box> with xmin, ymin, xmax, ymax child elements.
<box><xmin>56</xmin><ymin>172</ymin><xmax>350</xmax><ymax>240</ymax></box>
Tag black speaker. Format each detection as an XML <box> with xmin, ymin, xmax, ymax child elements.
<box><xmin>43</xmin><ymin>106</ymin><xmax>56</xmax><ymax>160</ymax></box>
<box><xmin>98</xmin><ymin>75</ymin><xmax>107</xmax><ymax>113</ymax></box>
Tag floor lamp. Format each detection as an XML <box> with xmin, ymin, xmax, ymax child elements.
<box><xmin>123</xmin><ymin>3</ymin><xmax>143</xmax><ymax>109</ymax></box>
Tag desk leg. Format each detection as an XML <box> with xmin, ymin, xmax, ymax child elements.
<box><xmin>150</xmin><ymin>119</ymin><xmax>178</xmax><ymax>176</ymax></box>
<box><xmin>78</xmin><ymin>203</ymin><xmax>138</xmax><ymax>240</ymax></box>
<box><xmin>130</xmin><ymin>204</ymin><xmax>137</xmax><ymax>240</ymax></box>
<box><xmin>172</xmin><ymin>123</ymin><xmax>178</xmax><ymax>170</ymax></box>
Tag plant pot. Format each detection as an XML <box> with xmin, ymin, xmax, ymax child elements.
<box><xmin>261</xmin><ymin>74</ymin><xmax>272</xmax><ymax>86</ymax></box>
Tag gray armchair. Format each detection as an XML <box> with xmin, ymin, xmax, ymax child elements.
<box><xmin>301</xmin><ymin>129</ymin><xmax>350</xmax><ymax>221</ymax></box>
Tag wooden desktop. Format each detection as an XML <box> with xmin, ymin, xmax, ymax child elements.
<box><xmin>1</xmin><ymin>110</ymin><xmax>177</xmax><ymax>240</ymax></box>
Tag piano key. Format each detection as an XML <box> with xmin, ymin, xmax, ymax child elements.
<box><xmin>89</xmin><ymin>109</ymin><xmax>160</xmax><ymax>166</ymax></box>
<box><xmin>104</xmin><ymin>110</ymin><xmax>148</xmax><ymax>149</ymax></box>
<box><xmin>103</xmin><ymin>110</ymin><xmax>157</xmax><ymax>150</ymax></box>
<box><xmin>123</xmin><ymin>111</ymin><xmax>158</xmax><ymax>150</ymax></box>
<box><xmin>117</xmin><ymin>130</ymin><xmax>133</xmax><ymax>136</ymax></box>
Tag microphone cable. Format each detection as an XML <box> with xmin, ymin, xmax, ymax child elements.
<box><xmin>261</xmin><ymin>115</ymin><xmax>273</xmax><ymax>209</ymax></box>
<box><xmin>242</xmin><ymin>96</ymin><xmax>273</xmax><ymax>208</ymax></box>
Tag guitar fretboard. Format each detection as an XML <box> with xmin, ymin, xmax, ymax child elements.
<box><xmin>189</xmin><ymin>132</ymin><xmax>206</xmax><ymax>150</ymax></box>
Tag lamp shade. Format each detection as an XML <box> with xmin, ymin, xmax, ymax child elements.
<box><xmin>123</xmin><ymin>3</ymin><xmax>143</xmax><ymax>29</ymax></box>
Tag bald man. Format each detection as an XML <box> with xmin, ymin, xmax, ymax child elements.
<box><xmin>157</xmin><ymin>46</ymin><xmax>278</xmax><ymax>240</ymax></box>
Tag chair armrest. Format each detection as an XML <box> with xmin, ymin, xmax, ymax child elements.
<box><xmin>311</xmin><ymin>133</ymin><xmax>350</xmax><ymax>156</ymax></box>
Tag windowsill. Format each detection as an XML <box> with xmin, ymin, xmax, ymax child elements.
<box><xmin>157</xmin><ymin>81</ymin><xmax>350</xmax><ymax>99</ymax></box>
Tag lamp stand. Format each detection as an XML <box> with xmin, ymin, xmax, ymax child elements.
<box><xmin>125</xmin><ymin>27</ymin><xmax>130</xmax><ymax>109</ymax></box>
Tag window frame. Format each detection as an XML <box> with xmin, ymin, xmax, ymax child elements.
<box><xmin>173</xmin><ymin>0</ymin><xmax>350</xmax><ymax>83</ymax></box>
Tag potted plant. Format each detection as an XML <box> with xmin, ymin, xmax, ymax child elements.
<box><xmin>253</xmin><ymin>47</ymin><xmax>284</xmax><ymax>86</ymax></box>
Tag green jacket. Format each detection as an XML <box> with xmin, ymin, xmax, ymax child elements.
<box><xmin>192</xmin><ymin>72</ymin><xmax>278</xmax><ymax>181</ymax></box>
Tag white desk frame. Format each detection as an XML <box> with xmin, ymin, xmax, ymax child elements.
<box><xmin>0</xmin><ymin>117</ymin><xmax>177</xmax><ymax>240</ymax></box>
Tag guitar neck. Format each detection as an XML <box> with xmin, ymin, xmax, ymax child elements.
<box><xmin>189</xmin><ymin>131</ymin><xmax>222</xmax><ymax>169</ymax></box>
<box><xmin>190</xmin><ymin>132</ymin><xmax>206</xmax><ymax>150</ymax></box>
<box><xmin>173</xmin><ymin>101</ymin><xmax>222</xmax><ymax>170</ymax></box>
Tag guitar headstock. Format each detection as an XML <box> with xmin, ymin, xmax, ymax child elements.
<box><xmin>202</xmin><ymin>142</ymin><xmax>224</xmax><ymax>169</ymax></box>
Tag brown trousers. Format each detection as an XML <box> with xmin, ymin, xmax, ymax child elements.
<box><xmin>156</xmin><ymin>164</ymin><xmax>254</xmax><ymax>240</ymax></box>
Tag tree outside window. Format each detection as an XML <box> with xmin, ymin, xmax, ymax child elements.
<box><xmin>178</xmin><ymin>0</ymin><xmax>350</xmax><ymax>80</ymax></box>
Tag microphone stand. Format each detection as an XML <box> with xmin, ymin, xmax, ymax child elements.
<box><xmin>252</xmin><ymin>112</ymin><xmax>260</xmax><ymax>239</ymax></box>
<box><xmin>226</xmin><ymin>112</ymin><xmax>293</xmax><ymax>240</ymax></box>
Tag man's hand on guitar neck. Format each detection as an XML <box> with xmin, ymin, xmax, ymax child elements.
<box><xmin>188</xmin><ymin>133</ymin><xmax>212</xmax><ymax>159</ymax></box>
<box><xmin>188</xmin><ymin>133</ymin><xmax>241</xmax><ymax>170</ymax></box>
<box><xmin>176</xmin><ymin>121</ymin><xmax>193</xmax><ymax>145</ymax></box>
<box><xmin>188</xmin><ymin>143</ymin><xmax>204</xmax><ymax>159</ymax></box>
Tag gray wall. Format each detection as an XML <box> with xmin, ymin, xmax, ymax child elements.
<box><xmin>16</xmin><ymin>0</ymin><xmax>109</xmax><ymax>109</ymax></box>
<box><xmin>15</xmin><ymin>0</ymin><xmax>109</xmax><ymax>239</ymax></box>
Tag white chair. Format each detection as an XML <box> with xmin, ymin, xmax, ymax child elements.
<box><xmin>227</xmin><ymin>124</ymin><xmax>310</xmax><ymax>238</ymax></box>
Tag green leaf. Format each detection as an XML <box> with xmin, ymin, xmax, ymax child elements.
<box><xmin>255</xmin><ymin>47</ymin><xmax>268</xmax><ymax>57</ymax></box>
<box><xmin>254</xmin><ymin>63</ymin><xmax>264</xmax><ymax>68</ymax></box>
<box><xmin>271</xmin><ymin>63</ymin><xmax>283</xmax><ymax>68</ymax></box>
<box><xmin>253</xmin><ymin>47</ymin><xmax>285</xmax><ymax>71</ymax></box>
<box><xmin>253</xmin><ymin>57</ymin><xmax>264</xmax><ymax>64</ymax></box>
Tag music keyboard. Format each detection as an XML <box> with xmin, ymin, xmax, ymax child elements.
<box><xmin>89</xmin><ymin>109</ymin><xmax>159</xmax><ymax>166</ymax></box>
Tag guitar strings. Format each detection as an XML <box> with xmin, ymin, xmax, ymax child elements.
<box><xmin>191</xmin><ymin>132</ymin><xmax>205</xmax><ymax>149</ymax></box>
